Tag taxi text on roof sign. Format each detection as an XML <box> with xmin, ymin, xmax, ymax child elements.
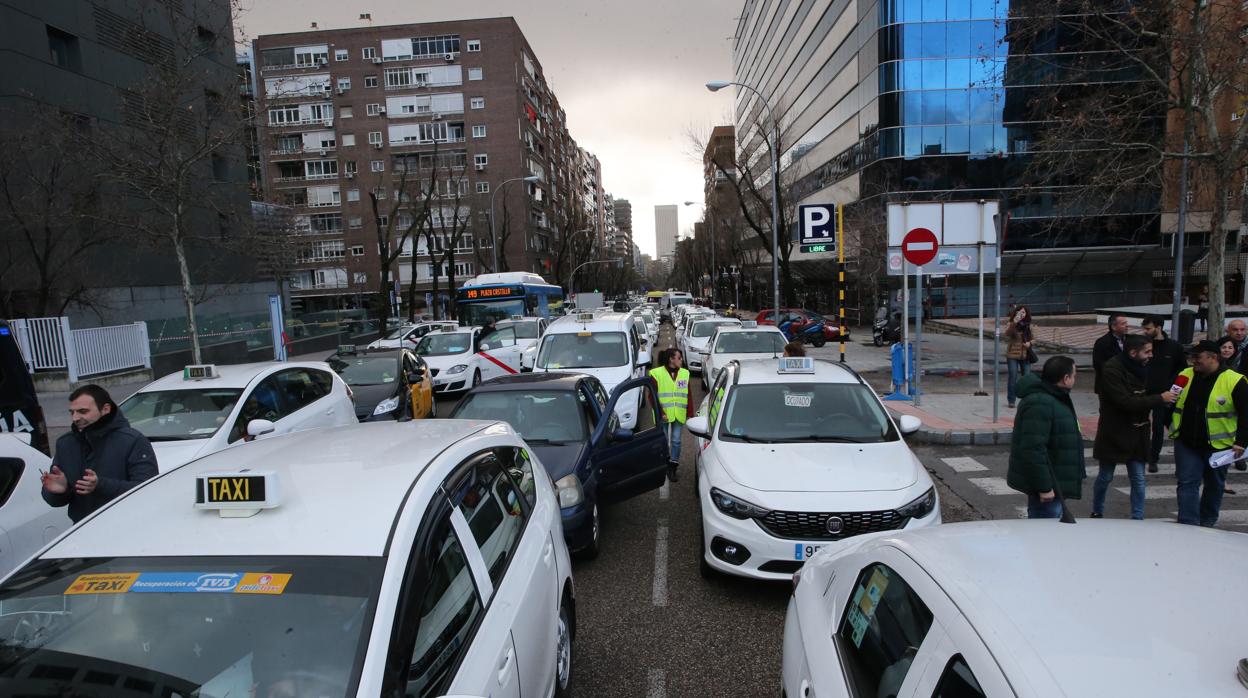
<box><xmin>194</xmin><ymin>471</ymin><xmax>281</xmax><ymax>518</ymax></box>
<box><xmin>183</xmin><ymin>364</ymin><xmax>218</xmax><ymax>380</ymax></box>
<box><xmin>779</xmin><ymin>357</ymin><xmax>816</xmax><ymax>374</ymax></box>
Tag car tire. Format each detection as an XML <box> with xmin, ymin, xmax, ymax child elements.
<box><xmin>575</xmin><ymin>504</ymin><xmax>601</xmax><ymax>560</ymax></box>
<box><xmin>471</xmin><ymin>369</ymin><xmax>481</xmax><ymax>388</ymax></box>
<box><xmin>812</xmin><ymin>335</ymin><xmax>826</xmax><ymax>348</ymax></box>
<box><xmin>554</xmin><ymin>599</ymin><xmax>575</xmax><ymax>698</ymax></box>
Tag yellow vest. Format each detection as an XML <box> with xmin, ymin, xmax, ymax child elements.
<box><xmin>1171</xmin><ymin>368</ymin><xmax>1245</xmax><ymax>449</ymax></box>
<box><xmin>648</xmin><ymin>366</ymin><xmax>690</xmax><ymax>424</ymax></box>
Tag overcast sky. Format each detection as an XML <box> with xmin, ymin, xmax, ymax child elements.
<box><xmin>236</xmin><ymin>0</ymin><xmax>739</xmax><ymax>257</ymax></box>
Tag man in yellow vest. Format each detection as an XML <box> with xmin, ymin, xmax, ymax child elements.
<box><xmin>1171</xmin><ymin>339</ymin><xmax>1248</xmax><ymax>526</ymax></box>
<box><xmin>649</xmin><ymin>348</ymin><xmax>693</xmax><ymax>482</ymax></box>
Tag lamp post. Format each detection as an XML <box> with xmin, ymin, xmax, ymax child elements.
<box><xmin>570</xmin><ymin>259</ymin><xmax>621</xmax><ymax>298</ymax></box>
<box><xmin>708</xmin><ymin>79</ymin><xmax>780</xmax><ymax>314</ymax></box>
<box><xmin>489</xmin><ymin>175</ymin><xmax>541</xmax><ymax>273</ymax></box>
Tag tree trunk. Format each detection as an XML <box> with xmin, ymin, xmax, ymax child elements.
<box><xmin>172</xmin><ymin>219</ymin><xmax>201</xmax><ymax>363</ymax></box>
<box><xmin>1208</xmin><ymin>183</ymin><xmax>1232</xmax><ymax>334</ymax></box>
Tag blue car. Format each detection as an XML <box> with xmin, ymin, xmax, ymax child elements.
<box><xmin>449</xmin><ymin>372</ymin><xmax>669</xmax><ymax>558</ymax></box>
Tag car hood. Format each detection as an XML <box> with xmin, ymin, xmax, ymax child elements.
<box><xmin>526</xmin><ymin>441</ymin><xmax>585</xmax><ymax>481</ymax></box>
<box><xmin>151</xmin><ymin>439</ymin><xmax>213</xmax><ymax>471</ymax></box>
<box><xmin>349</xmin><ymin>383</ymin><xmax>398</xmax><ymax>416</ymax></box>
<box><xmin>717</xmin><ymin>441</ymin><xmax>920</xmax><ymax>493</ymax></box>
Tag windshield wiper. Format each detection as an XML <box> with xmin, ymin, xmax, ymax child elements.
<box><xmin>772</xmin><ymin>435</ymin><xmax>865</xmax><ymax>443</ymax></box>
<box><xmin>723</xmin><ymin>433</ymin><xmax>776</xmax><ymax>444</ymax></box>
<box><xmin>146</xmin><ymin>435</ymin><xmax>195</xmax><ymax>442</ymax></box>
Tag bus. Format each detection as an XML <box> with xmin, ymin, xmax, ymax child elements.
<box><xmin>455</xmin><ymin>272</ymin><xmax>566</xmax><ymax>325</ymax></box>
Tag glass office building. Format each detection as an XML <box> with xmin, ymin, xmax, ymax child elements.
<box><xmin>732</xmin><ymin>0</ymin><xmax>1168</xmax><ymax>314</ymax></box>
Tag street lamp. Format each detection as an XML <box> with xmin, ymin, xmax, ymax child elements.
<box><xmin>707</xmin><ymin>79</ymin><xmax>781</xmax><ymax>314</ymax></box>
<box><xmin>489</xmin><ymin>175</ymin><xmax>541</xmax><ymax>272</ymax></box>
<box><xmin>570</xmin><ymin>259</ymin><xmax>621</xmax><ymax>298</ymax></box>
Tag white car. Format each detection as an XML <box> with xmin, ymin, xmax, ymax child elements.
<box><xmin>0</xmin><ymin>436</ymin><xmax>69</xmax><ymax>579</ymax></box>
<box><xmin>532</xmin><ymin>312</ymin><xmax>650</xmax><ymax>429</ymax></box>
<box><xmin>0</xmin><ymin>420</ymin><xmax>576</xmax><ymax>698</ymax></box>
<box><xmin>501</xmin><ymin>317</ymin><xmax>549</xmax><ymax>373</ymax></box>
<box><xmin>685</xmin><ymin>356</ymin><xmax>936</xmax><ymax>581</ymax></box>
<box><xmin>784</xmin><ymin>520</ymin><xmax>1248</xmax><ymax>697</ymax></box>
<box><xmin>679</xmin><ymin>317</ymin><xmax>741</xmax><ymax>373</ymax></box>
<box><xmin>635</xmin><ymin>308</ymin><xmax>659</xmax><ymax>346</ymax></box>
<box><xmin>698</xmin><ymin>323</ymin><xmax>789</xmax><ymax>390</ymax></box>
<box><xmin>118</xmin><ymin>362</ymin><xmax>357</xmax><ymax>470</ymax></box>
<box><xmin>416</xmin><ymin>326</ymin><xmax>524</xmax><ymax>393</ymax></box>
<box><xmin>367</xmin><ymin>321</ymin><xmax>459</xmax><ymax>349</ymax></box>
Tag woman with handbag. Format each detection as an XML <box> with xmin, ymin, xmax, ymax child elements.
<box><xmin>1005</xmin><ymin>305</ymin><xmax>1036</xmax><ymax>408</ymax></box>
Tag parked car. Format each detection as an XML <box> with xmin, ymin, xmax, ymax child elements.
<box><xmin>756</xmin><ymin>308</ymin><xmax>847</xmax><ymax>339</ymax></box>
<box><xmin>0</xmin><ymin>436</ymin><xmax>69</xmax><ymax>579</ymax></box>
<box><xmin>325</xmin><ymin>345</ymin><xmax>436</xmax><ymax>420</ymax></box>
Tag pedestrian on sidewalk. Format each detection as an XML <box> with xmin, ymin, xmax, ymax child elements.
<box><xmin>648</xmin><ymin>348</ymin><xmax>693</xmax><ymax>483</ymax></box>
<box><xmin>1218</xmin><ymin>336</ymin><xmax>1237</xmax><ymax>366</ymax></box>
<box><xmin>41</xmin><ymin>385</ymin><xmax>158</xmax><ymax>523</ymax></box>
<box><xmin>1091</xmin><ymin>335</ymin><xmax>1178</xmax><ymax>519</ymax></box>
<box><xmin>1005</xmin><ymin>306</ymin><xmax>1034</xmax><ymax>408</ymax></box>
<box><xmin>1227</xmin><ymin>319</ymin><xmax>1248</xmax><ymax>372</ymax></box>
<box><xmin>1007</xmin><ymin>356</ymin><xmax>1085</xmax><ymax>519</ymax></box>
<box><xmin>1093</xmin><ymin>313</ymin><xmax>1129</xmax><ymax>395</ymax></box>
<box><xmin>1142</xmin><ymin>316</ymin><xmax>1187</xmax><ymax>473</ymax></box>
<box><xmin>1170</xmin><ymin>340</ymin><xmax>1248</xmax><ymax>527</ymax></box>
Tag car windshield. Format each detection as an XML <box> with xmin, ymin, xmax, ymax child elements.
<box><xmin>713</xmin><ymin>331</ymin><xmax>787</xmax><ymax>354</ymax></box>
<box><xmin>327</xmin><ymin>355</ymin><xmax>399</xmax><ymax>386</ymax></box>
<box><xmin>670</xmin><ymin>297</ymin><xmax>692</xmax><ymax>306</ymax></box>
<box><xmin>0</xmin><ymin>555</ymin><xmax>382</xmax><ymax>698</ymax></box>
<box><xmin>120</xmin><ymin>389</ymin><xmax>243</xmax><ymax>442</ymax></box>
<box><xmin>459</xmin><ymin>300</ymin><xmax>526</xmax><ymax>327</ymax></box>
<box><xmin>502</xmin><ymin>321</ymin><xmax>541</xmax><ymax>339</ymax></box>
<box><xmin>416</xmin><ymin>333</ymin><xmax>472</xmax><ymax>356</ymax></box>
<box><xmin>718</xmin><ymin>383</ymin><xmax>898</xmax><ymax>443</ymax></box>
<box><xmin>691</xmin><ymin>321</ymin><xmax>737</xmax><ymax>338</ymax></box>
<box><xmin>452</xmin><ymin>389</ymin><xmax>587</xmax><ymax>443</ymax></box>
<box><xmin>381</xmin><ymin>325</ymin><xmax>414</xmax><ymax>340</ymax></box>
<box><xmin>537</xmin><ymin>332</ymin><xmax>628</xmax><ymax>369</ymax></box>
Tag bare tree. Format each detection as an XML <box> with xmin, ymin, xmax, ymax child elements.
<box><xmin>367</xmin><ymin>161</ymin><xmax>423</xmax><ymax>331</ymax></box>
<box><xmin>243</xmin><ymin>201</ymin><xmax>301</xmax><ymax>312</ymax></box>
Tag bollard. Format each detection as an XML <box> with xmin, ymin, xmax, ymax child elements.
<box><xmin>883</xmin><ymin>342</ymin><xmax>916</xmax><ymax>401</ymax></box>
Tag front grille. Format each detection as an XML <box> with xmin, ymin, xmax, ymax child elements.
<box><xmin>757</xmin><ymin>509</ymin><xmax>907</xmax><ymax>541</ymax></box>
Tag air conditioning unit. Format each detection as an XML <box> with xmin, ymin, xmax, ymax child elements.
<box><xmin>373</xmin><ymin>142</ymin><xmax>383</xmax><ymax>149</ymax></box>
<box><xmin>475</xmin><ymin>163</ymin><xmax>485</xmax><ymax>171</ymax></box>
<box><xmin>372</xmin><ymin>57</ymin><xmax>383</xmax><ymax>64</ymax></box>
<box><xmin>432</xmin><ymin>113</ymin><xmax>442</xmax><ymax>121</ymax></box>
<box><xmin>378</xmin><ymin>107</ymin><xmax>386</xmax><ymax>114</ymax></box>
<box><xmin>346</xmin><ymin>171</ymin><xmax>355</xmax><ymax>179</ymax></box>
<box><xmin>337</xmin><ymin>87</ymin><xmax>347</xmax><ymax>95</ymax></box>
<box><xmin>443</xmin><ymin>53</ymin><xmax>455</xmax><ymax>62</ymax></box>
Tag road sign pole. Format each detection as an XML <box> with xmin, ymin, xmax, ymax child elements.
<box><xmin>976</xmin><ymin>202</ymin><xmax>987</xmax><ymax>396</ymax></box>
<box><xmin>915</xmin><ymin>265</ymin><xmax>923</xmax><ymax>407</ymax></box>
<box><xmin>901</xmin><ymin>209</ymin><xmax>910</xmax><ymax>397</ymax></box>
<box><xmin>837</xmin><ymin>204</ymin><xmax>846</xmax><ymax>363</ymax></box>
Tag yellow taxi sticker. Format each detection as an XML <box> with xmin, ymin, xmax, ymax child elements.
<box><xmin>65</xmin><ymin>573</ymin><xmax>140</xmax><ymax>595</ymax></box>
<box><xmin>577</xmin><ymin>331</ymin><xmax>592</xmax><ymax>337</ymax></box>
<box><xmin>234</xmin><ymin>572</ymin><xmax>292</xmax><ymax>595</ymax></box>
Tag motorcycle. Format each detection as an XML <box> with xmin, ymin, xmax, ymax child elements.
<box><xmin>779</xmin><ymin>317</ymin><xmax>828</xmax><ymax>348</ymax></box>
<box><xmin>873</xmin><ymin>312</ymin><xmax>902</xmax><ymax>347</ymax></box>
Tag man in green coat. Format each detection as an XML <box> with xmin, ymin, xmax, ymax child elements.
<box><xmin>1008</xmin><ymin>356</ymin><xmax>1085</xmax><ymax>518</ymax></box>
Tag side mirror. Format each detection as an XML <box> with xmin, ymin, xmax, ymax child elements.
<box><xmin>404</xmin><ymin>371</ymin><xmax>420</xmax><ymax>384</ymax></box>
<box><xmin>636</xmin><ymin>350</ymin><xmax>651</xmax><ymax>366</ymax></box>
<box><xmin>609</xmin><ymin>427</ymin><xmax>634</xmax><ymax>442</ymax></box>
<box><xmin>247</xmin><ymin>419</ymin><xmax>276</xmax><ymax>438</ymax></box>
<box><xmin>898</xmin><ymin>415</ymin><xmax>922</xmax><ymax>435</ymax></box>
<box><xmin>685</xmin><ymin>415</ymin><xmax>711</xmax><ymax>439</ymax></box>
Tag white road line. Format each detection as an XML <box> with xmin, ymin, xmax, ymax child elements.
<box><xmin>647</xmin><ymin>668</ymin><xmax>667</xmax><ymax>698</ymax></box>
<box><xmin>967</xmin><ymin>476</ymin><xmax>1015</xmax><ymax>495</ymax></box>
<box><xmin>941</xmin><ymin>456</ymin><xmax>988</xmax><ymax>472</ymax></box>
<box><xmin>659</xmin><ymin>480</ymin><xmax>670</xmax><ymax>501</ymax></box>
<box><xmin>652</xmin><ymin>519</ymin><xmax>669</xmax><ymax>607</ymax></box>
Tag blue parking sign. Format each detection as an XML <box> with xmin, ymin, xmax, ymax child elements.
<box><xmin>798</xmin><ymin>204</ymin><xmax>837</xmax><ymax>246</ymax></box>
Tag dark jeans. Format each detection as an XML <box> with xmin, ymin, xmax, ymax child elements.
<box><xmin>1027</xmin><ymin>494</ymin><xmax>1063</xmax><ymax>519</ymax></box>
<box><xmin>1148</xmin><ymin>405</ymin><xmax>1169</xmax><ymax>465</ymax></box>
<box><xmin>1175</xmin><ymin>441</ymin><xmax>1228</xmax><ymax>526</ymax></box>
<box><xmin>1007</xmin><ymin>358</ymin><xmax>1029</xmax><ymax>406</ymax></box>
<box><xmin>1092</xmin><ymin>460</ymin><xmax>1146</xmax><ymax>519</ymax></box>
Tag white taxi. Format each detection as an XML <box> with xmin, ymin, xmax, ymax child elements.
<box><xmin>367</xmin><ymin>321</ymin><xmax>459</xmax><ymax>349</ymax></box>
<box><xmin>118</xmin><ymin>362</ymin><xmax>356</xmax><ymax>470</ymax></box>
<box><xmin>686</xmin><ymin>357</ymin><xmax>935</xmax><ymax>580</ymax></box>
<box><xmin>416</xmin><ymin>326</ymin><xmax>524</xmax><ymax>393</ymax></box>
<box><xmin>0</xmin><ymin>420</ymin><xmax>576</xmax><ymax>698</ymax></box>
<box><xmin>698</xmin><ymin>322</ymin><xmax>788</xmax><ymax>390</ymax></box>
<box><xmin>679</xmin><ymin>317</ymin><xmax>742</xmax><ymax>374</ymax></box>
<box><xmin>501</xmin><ymin>317</ymin><xmax>548</xmax><ymax>373</ymax></box>
<box><xmin>784</xmin><ymin>520</ymin><xmax>1248</xmax><ymax>697</ymax></box>
<box><xmin>532</xmin><ymin>312</ymin><xmax>650</xmax><ymax>429</ymax></box>
<box><xmin>0</xmin><ymin>436</ymin><xmax>69</xmax><ymax>578</ymax></box>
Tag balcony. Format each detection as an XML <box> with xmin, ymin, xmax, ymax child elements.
<box><xmin>388</xmin><ymin>136</ymin><xmax>467</xmax><ymax>149</ymax></box>
<box><xmin>270</xmin><ymin>146</ymin><xmax>337</xmax><ymax>157</ymax></box>
<box><xmin>268</xmin><ymin>117</ymin><xmax>334</xmax><ymax>129</ymax></box>
<box><xmin>387</xmin><ymin>108</ymin><xmax>465</xmax><ymax>121</ymax></box>
<box><xmin>272</xmin><ymin>172</ymin><xmax>339</xmax><ymax>185</ymax></box>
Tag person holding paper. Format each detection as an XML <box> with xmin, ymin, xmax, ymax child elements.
<box><xmin>1170</xmin><ymin>340</ymin><xmax>1248</xmax><ymax>527</ymax></box>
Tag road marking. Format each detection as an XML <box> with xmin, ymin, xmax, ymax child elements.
<box><xmin>647</xmin><ymin>668</ymin><xmax>667</xmax><ymax>698</ymax></box>
<box><xmin>652</xmin><ymin>519</ymin><xmax>669</xmax><ymax>607</ymax></box>
<box><xmin>1085</xmin><ymin>447</ymin><xmax>1173</xmax><ymax>458</ymax></box>
<box><xmin>659</xmin><ymin>480</ymin><xmax>670</xmax><ymax>501</ymax></box>
<box><xmin>967</xmin><ymin>476</ymin><xmax>1014</xmax><ymax>495</ymax></box>
<box><xmin>941</xmin><ymin>456</ymin><xmax>988</xmax><ymax>472</ymax></box>
<box><xmin>1113</xmin><ymin>486</ymin><xmax>1181</xmax><ymax>500</ymax></box>
<box><xmin>1086</xmin><ymin>464</ymin><xmax>1176</xmax><ymax>477</ymax></box>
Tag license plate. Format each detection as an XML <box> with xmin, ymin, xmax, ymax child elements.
<box><xmin>794</xmin><ymin>543</ymin><xmax>823</xmax><ymax>561</ymax></box>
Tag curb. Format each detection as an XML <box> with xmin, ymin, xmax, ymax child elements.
<box><xmin>905</xmin><ymin>427</ymin><xmax>1013</xmax><ymax>447</ymax></box>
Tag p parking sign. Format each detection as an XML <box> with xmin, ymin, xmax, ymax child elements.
<box><xmin>798</xmin><ymin>204</ymin><xmax>838</xmax><ymax>246</ymax></box>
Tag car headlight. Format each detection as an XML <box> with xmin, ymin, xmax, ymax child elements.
<box><xmin>896</xmin><ymin>488</ymin><xmax>936</xmax><ymax>519</ymax></box>
<box><xmin>447</xmin><ymin>364</ymin><xmax>468</xmax><ymax>374</ymax></box>
<box><xmin>709</xmin><ymin>487</ymin><xmax>771</xmax><ymax>520</ymax></box>
<box><xmin>554</xmin><ymin>474</ymin><xmax>584</xmax><ymax>508</ymax></box>
<box><xmin>372</xmin><ymin>396</ymin><xmax>401</xmax><ymax>416</ymax></box>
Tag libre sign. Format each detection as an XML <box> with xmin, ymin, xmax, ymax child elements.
<box><xmin>901</xmin><ymin>228</ymin><xmax>938</xmax><ymax>266</ymax></box>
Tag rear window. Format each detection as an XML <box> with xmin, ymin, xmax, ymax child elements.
<box><xmin>713</xmin><ymin>331</ymin><xmax>787</xmax><ymax>354</ymax></box>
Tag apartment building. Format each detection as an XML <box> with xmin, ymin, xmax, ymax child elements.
<box><xmin>254</xmin><ymin>17</ymin><xmax>601</xmax><ymax>312</ymax></box>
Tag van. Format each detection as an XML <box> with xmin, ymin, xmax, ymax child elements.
<box><xmin>531</xmin><ymin>311</ymin><xmax>651</xmax><ymax>429</ymax></box>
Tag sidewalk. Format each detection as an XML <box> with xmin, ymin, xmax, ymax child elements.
<box><xmin>886</xmin><ymin>390</ymin><xmax>1100</xmax><ymax>446</ymax></box>
<box><xmin>928</xmin><ymin>314</ymin><xmax>1209</xmax><ymax>354</ymax></box>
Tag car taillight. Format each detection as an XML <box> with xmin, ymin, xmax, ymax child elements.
<box><xmin>345</xmin><ymin>385</ymin><xmax>355</xmax><ymax>402</ymax></box>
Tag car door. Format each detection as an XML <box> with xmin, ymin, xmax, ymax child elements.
<box><xmin>590</xmin><ymin>376</ymin><xmax>668</xmax><ymax>502</ymax></box>
<box><xmin>446</xmin><ymin>448</ymin><xmax>558</xmax><ymax>698</ymax></box>
<box><xmin>478</xmin><ymin>327</ymin><xmax>522</xmax><ymax>380</ymax></box>
<box><xmin>269</xmin><ymin>367</ymin><xmax>342</xmax><ymax>433</ymax></box>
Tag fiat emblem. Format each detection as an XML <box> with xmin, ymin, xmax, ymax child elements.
<box><xmin>825</xmin><ymin>516</ymin><xmax>844</xmax><ymax>535</ymax></box>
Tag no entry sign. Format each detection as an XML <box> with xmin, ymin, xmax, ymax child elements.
<box><xmin>902</xmin><ymin>227</ymin><xmax>938</xmax><ymax>266</ymax></box>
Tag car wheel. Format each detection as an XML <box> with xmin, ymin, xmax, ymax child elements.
<box><xmin>575</xmin><ymin>504</ymin><xmax>601</xmax><ymax>561</ymax></box>
<box><xmin>471</xmin><ymin>369</ymin><xmax>481</xmax><ymax>388</ymax></box>
<box><xmin>554</xmin><ymin>599</ymin><xmax>575</xmax><ymax>697</ymax></box>
<box><xmin>812</xmin><ymin>335</ymin><xmax>827</xmax><ymax>348</ymax></box>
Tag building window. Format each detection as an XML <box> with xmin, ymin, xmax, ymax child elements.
<box><xmin>366</xmin><ymin>103</ymin><xmax>381</xmax><ymax>116</ymax></box>
<box><xmin>344</xmin><ymin>160</ymin><xmax>358</xmax><ymax>176</ymax></box>
<box><xmin>353</xmin><ymin>272</ymin><xmax>368</xmax><ymax>285</ymax></box>
<box><xmin>474</xmin><ymin>154</ymin><xmax>488</xmax><ymax>167</ymax></box>
<box><xmin>350</xmin><ymin>245</ymin><xmax>365</xmax><ymax>256</ymax></box>
<box><xmin>368</xmin><ymin>131</ymin><xmax>383</xmax><ymax>146</ymax></box>
<box><xmin>370</xmin><ymin>160</ymin><xmax>384</xmax><ymax>172</ymax></box>
<box><xmin>476</xmin><ymin>181</ymin><xmax>490</xmax><ymax>193</ymax></box>
<box><xmin>46</xmin><ymin>26</ymin><xmax>81</xmax><ymax>72</ymax></box>
<box><xmin>335</xmin><ymin>48</ymin><xmax>348</xmax><ymax>61</ymax></box>
<box><xmin>466</xmin><ymin>40</ymin><xmax>481</xmax><ymax>52</ymax></box>
<box><xmin>468</xmin><ymin>68</ymin><xmax>483</xmax><ymax>81</ymax></box>
<box><xmin>341</xmin><ymin>133</ymin><xmax>356</xmax><ymax>147</ymax></box>
<box><xmin>339</xmin><ymin>106</ymin><xmax>354</xmax><ymax>119</ymax></box>
<box><xmin>349</xmin><ymin>216</ymin><xmax>363</xmax><ymax>228</ymax></box>
<box><xmin>470</xmin><ymin>97</ymin><xmax>485</xmax><ymax>109</ymax></box>
<box><xmin>362</xmin><ymin>47</ymin><xmax>376</xmax><ymax>60</ymax></box>
<box><xmin>472</xmin><ymin>125</ymin><xmax>486</xmax><ymax>138</ymax></box>
<box><xmin>365</xmin><ymin>75</ymin><xmax>378</xmax><ymax>88</ymax></box>
<box><xmin>347</xmin><ymin>189</ymin><xmax>360</xmax><ymax>202</ymax></box>
<box><xmin>337</xmin><ymin>77</ymin><xmax>351</xmax><ymax>91</ymax></box>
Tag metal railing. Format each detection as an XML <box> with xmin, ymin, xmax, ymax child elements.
<box><xmin>11</xmin><ymin>317</ymin><xmax>69</xmax><ymax>371</ymax></box>
<box><xmin>11</xmin><ymin>317</ymin><xmax>149</xmax><ymax>381</ymax></box>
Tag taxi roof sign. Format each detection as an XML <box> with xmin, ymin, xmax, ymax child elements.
<box><xmin>337</xmin><ymin>344</ymin><xmax>357</xmax><ymax>354</ymax></box>
<box><xmin>194</xmin><ymin>471</ymin><xmax>281</xmax><ymax>518</ymax></box>
<box><xmin>778</xmin><ymin>357</ymin><xmax>815</xmax><ymax>374</ymax></box>
<box><xmin>510</xmin><ymin>315</ymin><xmax>524</xmax><ymax>320</ymax></box>
<box><xmin>740</xmin><ymin>321</ymin><xmax>758</xmax><ymax>328</ymax></box>
<box><xmin>183</xmin><ymin>364</ymin><xmax>218</xmax><ymax>381</ymax></box>
<box><xmin>576</xmin><ymin>312</ymin><xmax>595</xmax><ymax>322</ymax></box>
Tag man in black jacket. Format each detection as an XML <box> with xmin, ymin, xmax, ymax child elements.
<box><xmin>41</xmin><ymin>384</ymin><xmax>158</xmax><ymax>523</ymax></box>
<box><xmin>1142</xmin><ymin>316</ymin><xmax>1187</xmax><ymax>473</ymax></box>
<box><xmin>1092</xmin><ymin>313</ymin><xmax>1129</xmax><ymax>395</ymax></box>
